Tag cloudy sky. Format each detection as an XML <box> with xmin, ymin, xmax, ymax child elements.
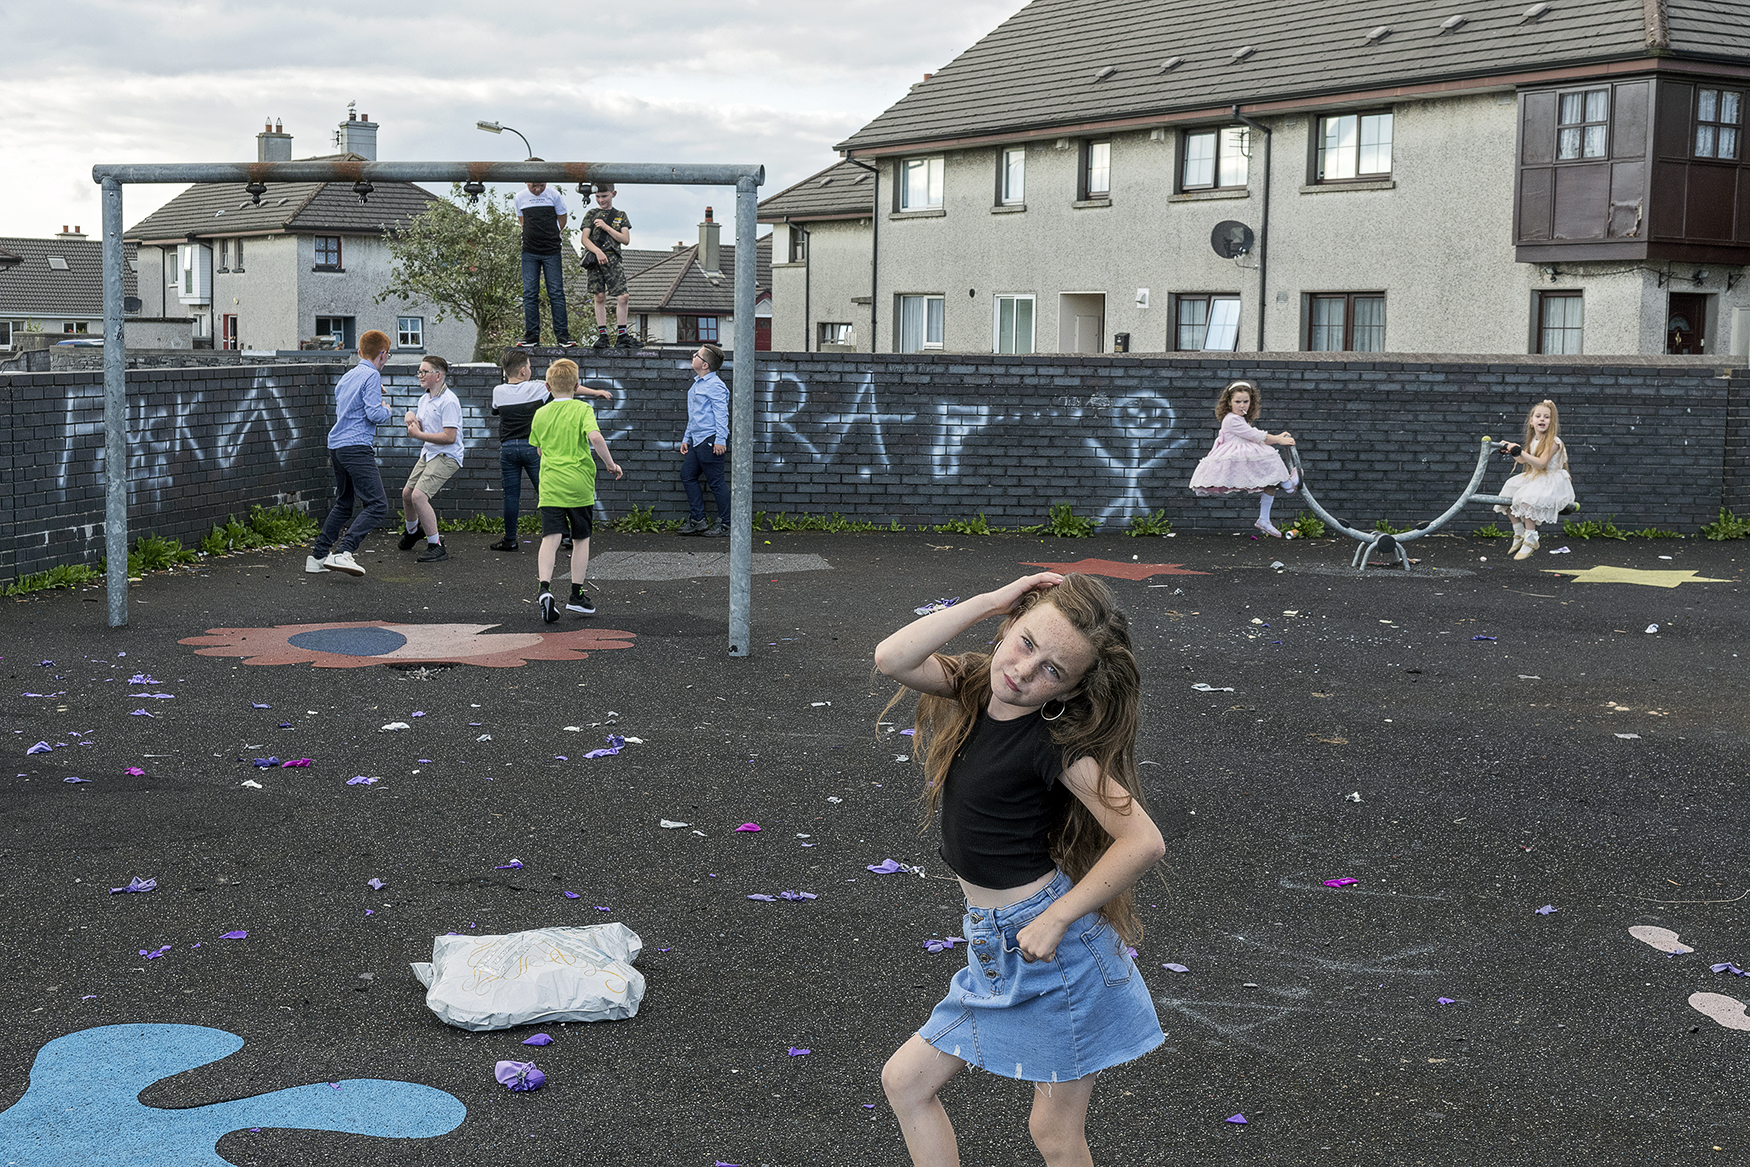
<box><xmin>0</xmin><ymin>0</ymin><xmax>1025</xmax><ymax>247</ymax></box>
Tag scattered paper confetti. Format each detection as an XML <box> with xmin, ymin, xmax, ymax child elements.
<box><xmin>124</xmin><ymin>767</ymin><xmax>145</xmax><ymax>777</ymax></box>
<box><xmin>747</xmin><ymin>894</ymin><xmax>777</xmax><ymax>901</ymax></box>
<box><xmin>1535</xmin><ymin>905</ymin><xmax>1557</xmax><ymax>915</ymax></box>
<box><xmin>140</xmin><ymin>945</ymin><xmax>172</xmax><ymax>960</ymax></box>
<box><xmin>26</xmin><ymin>742</ymin><xmax>52</xmax><ymax>755</ymax></box>
<box><xmin>476</xmin><ymin>734</ymin><xmax>493</xmax><ymax>742</ymax></box>
<box><xmin>779</xmin><ymin>890</ymin><xmax>818</xmax><ymax>901</ymax></box>
<box><xmin>1162</xmin><ymin>962</ymin><xmax>1190</xmax><ymax>973</ymax></box>
<box><xmin>346</xmin><ymin>776</ymin><xmax>379</xmax><ymax>786</ymax></box>
<box><xmin>110</xmin><ymin>877</ymin><xmax>157</xmax><ymax>894</ymax></box>
<box><xmin>251</xmin><ymin>757</ymin><xmax>280</xmax><ymax>769</ymax></box>
<box><xmin>1191</xmin><ymin>683</ymin><xmax>1234</xmax><ymax>692</ymax></box>
<box><xmin>1615</xmin><ymin>733</ymin><xmax>1641</xmax><ymax>740</ymax></box>
<box><xmin>1471</xmin><ymin>635</ymin><xmax>1497</xmax><ymax>641</ymax></box>
<box><xmin>735</xmin><ymin>823</ymin><xmax>762</xmax><ymax>833</ymax></box>
<box><xmin>240</xmin><ymin>779</ymin><xmax>263</xmax><ymax>789</ymax></box>
<box><xmin>660</xmin><ymin>819</ymin><xmax>690</xmax><ymax>829</ymax></box>
<box><xmin>1344</xmin><ymin>792</ymin><xmax>1363</xmax><ymax>803</ymax></box>
<box><xmin>523</xmin><ymin>1033</ymin><xmax>553</xmax><ymax>1046</ymax></box>
<box><xmin>126</xmin><ymin>674</ymin><xmax>159</xmax><ymax>685</ymax></box>
<box><xmin>495</xmin><ymin>1060</ymin><xmax>545</xmax><ymax>1092</ymax></box>
<box><xmin>219</xmin><ymin>930</ymin><xmax>247</xmax><ymax>940</ymax></box>
<box><xmin>867</xmin><ymin>859</ymin><xmax>906</xmax><ymax>874</ymax></box>
<box><xmin>1437</xmin><ymin>997</ymin><xmax>1456</xmax><ymax>1005</ymax></box>
<box><xmin>922</xmin><ymin>936</ymin><xmax>965</xmax><ymax>953</ymax></box>
<box><xmin>787</xmin><ymin>1047</ymin><xmax>811</xmax><ymax>1057</ymax></box>
<box><xmin>411</xmin><ymin>711</ymin><xmax>426</xmax><ymax>718</ymax></box>
<box><xmin>252</xmin><ymin>703</ymin><xmax>271</xmax><ymax>709</ymax></box>
<box><xmin>367</xmin><ymin>878</ymin><xmax>386</xmax><ymax>890</ymax></box>
<box><xmin>563</xmin><ymin>891</ymin><xmax>580</xmax><ymax>899</ymax></box>
<box><xmin>914</xmin><ymin>596</ymin><xmax>960</xmax><ymax>615</ymax></box>
<box><xmin>494</xmin><ymin>860</ymin><xmax>524</xmax><ymax>870</ymax></box>
<box><xmin>280</xmin><ymin>758</ymin><xmax>312</xmax><ymax>768</ymax></box>
<box><xmin>1711</xmin><ymin>963</ymin><xmax>1749</xmax><ymax>977</ymax></box>
<box><xmin>63</xmin><ymin>777</ymin><xmax>92</xmax><ymax>784</ymax></box>
<box><xmin>1323</xmin><ymin>878</ymin><xmax>1359</xmax><ymax>888</ymax></box>
<box><xmin>380</xmin><ymin>722</ymin><xmax>411</xmax><ymax>731</ymax></box>
<box><xmin>1226</xmin><ymin>1114</ymin><xmax>1247</xmax><ymax>1125</ymax></box>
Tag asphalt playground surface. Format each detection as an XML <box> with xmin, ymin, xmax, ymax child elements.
<box><xmin>2</xmin><ymin>524</ymin><xmax>1748</xmax><ymax>1166</ymax></box>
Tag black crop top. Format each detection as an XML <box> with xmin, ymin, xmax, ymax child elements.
<box><xmin>938</xmin><ymin>709</ymin><xmax>1070</xmax><ymax>888</ymax></box>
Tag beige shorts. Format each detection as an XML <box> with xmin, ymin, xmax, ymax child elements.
<box><xmin>404</xmin><ymin>453</ymin><xmax>460</xmax><ymax>497</ymax></box>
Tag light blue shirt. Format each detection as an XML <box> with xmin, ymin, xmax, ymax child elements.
<box><xmin>683</xmin><ymin>371</ymin><xmax>730</xmax><ymax>447</ymax></box>
<box><xmin>326</xmin><ymin>360</ymin><xmax>391</xmax><ymax>449</ymax></box>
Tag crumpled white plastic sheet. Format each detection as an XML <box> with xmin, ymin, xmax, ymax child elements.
<box><xmin>411</xmin><ymin>924</ymin><xmax>645</xmax><ymax>1031</ymax></box>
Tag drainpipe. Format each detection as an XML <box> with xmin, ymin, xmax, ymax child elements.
<box><xmin>1232</xmin><ymin>104</ymin><xmax>1271</xmax><ymax>352</ymax></box>
<box><xmin>847</xmin><ymin>157</ymin><xmax>879</xmax><ymax>352</ymax></box>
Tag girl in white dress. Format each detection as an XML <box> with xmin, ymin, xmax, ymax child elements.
<box><xmin>1493</xmin><ymin>399</ymin><xmax>1574</xmax><ymax>560</ymax></box>
<box><xmin>1188</xmin><ymin>380</ymin><xmax>1299</xmax><ymax>537</ymax></box>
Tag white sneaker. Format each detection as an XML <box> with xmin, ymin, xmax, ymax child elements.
<box><xmin>322</xmin><ymin>550</ymin><xmax>366</xmax><ymax>576</ymax></box>
<box><xmin>304</xmin><ymin>554</ymin><xmax>327</xmax><ymax>574</ymax></box>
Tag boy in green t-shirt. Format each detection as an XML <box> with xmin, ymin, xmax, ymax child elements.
<box><xmin>528</xmin><ymin>358</ymin><xmax>623</xmax><ymax>622</ymax></box>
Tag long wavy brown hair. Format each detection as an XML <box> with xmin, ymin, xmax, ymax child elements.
<box><xmin>884</xmin><ymin>574</ymin><xmax>1154</xmax><ymax>944</ymax></box>
<box><xmin>1215</xmin><ymin>379</ymin><xmax>1261</xmax><ymax>423</ymax></box>
<box><xmin>1521</xmin><ymin>398</ymin><xmax>1561</xmax><ymax>458</ymax></box>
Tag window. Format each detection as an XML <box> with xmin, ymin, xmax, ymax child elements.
<box><xmin>999</xmin><ymin>147</ymin><xmax>1026</xmax><ymax>204</ymax></box>
<box><xmin>64</xmin><ymin>322</ymin><xmax>89</xmax><ymax>334</ymax></box>
<box><xmin>1305</xmin><ymin>293</ymin><xmax>1385</xmax><ymax>352</ymax></box>
<box><xmin>397</xmin><ymin>316</ymin><xmax>424</xmax><ymax>348</ymax></box>
<box><xmin>181</xmin><ymin>245</ymin><xmax>194</xmax><ymax>294</ymax></box>
<box><xmin>220</xmin><ymin>314</ymin><xmax>239</xmax><ymax>350</ymax></box>
<box><xmin>314</xmin><ymin>236</ymin><xmax>343</xmax><ymax>268</ymax></box>
<box><xmin>1316</xmin><ymin>113</ymin><xmax>1393</xmax><ymax>180</ymax></box>
<box><xmin>0</xmin><ymin>321</ymin><xmax>11</xmax><ymax>348</ymax></box>
<box><xmin>315</xmin><ymin>315</ymin><xmax>354</xmax><ymax>349</ymax></box>
<box><xmin>164</xmin><ymin>247</ymin><xmax>178</xmax><ymax>286</ymax></box>
<box><xmin>1181</xmin><ymin>127</ymin><xmax>1248</xmax><ymax>190</ymax></box>
<box><xmin>900</xmin><ymin>156</ymin><xmax>944</xmax><ymax>210</ymax></box>
<box><xmin>217</xmin><ymin>239</ymin><xmax>229</xmax><ymax>271</ymax></box>
<box><xmin>678</xmin><ymin>315</ymin><xmax>719</xmax><ymax>343</ymax></box>
<box><xmin>899</xmin><ymin>294</ymin><xmax>944</xmax><ymax>352</ymax></box>
<box><xmin>1173</xmin><ymin>295</ymin><xmax>1241</xmax><ymax>351</ymax></box>
<box><xmin>1557</xmin><ymin>89</ymin><xmax>1609</xmax><ymax>160</ymax></box>
<box><xmin>1696</xmin><ymin>88</ymin><xmax>1743</xmax><ymax>160</ymax></box>
<box><xmin>818</xmin><ymin>322</ymin><xmax>853</xmax><ymax>345</ymax></box>
<box><xmin>47</xmin><ymin>256</ymin><xmax>69</xmax><ymax>271</ymax></box>
<box><xmin>1081</xmin><ymin>140</ymin><xmax>1111</xmax><ymax>199</ymax></box>
<box><xmin>232</xmin><ymin>237</ymin><xmax>244</xmax><ymax>271</ymax></box>
<box><xmin>994</xmin><ymin>295</ymin><xmax>1035</xmax><ymax>353</ymax></box>
<box><xmin>787</xmin><ymin>227</ymin><xmax>808</xmax><ymax>263</ymax></box>
<box><xmin>1537</xmin><ymin>292</ymin><xmax>1584</xmax><ymax>354</ymax></box>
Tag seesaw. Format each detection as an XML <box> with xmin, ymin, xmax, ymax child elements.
<box><xmin>1287</xmin><ymin>438</ymin><xmax>1579</xmax><ymax>572</ymax></box>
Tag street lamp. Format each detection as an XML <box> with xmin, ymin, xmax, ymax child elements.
<box><xmin>475</xmin><ymin>120</ymin><xmax>535</xmax><ymax>161</ymax></box>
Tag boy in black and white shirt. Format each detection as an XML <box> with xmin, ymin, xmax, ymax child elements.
<box><xmin>489</xmin><ymin>347</ymin><xmax>613</xmax><ymax>550</ymax></box>
<box><xmin>513</xmin><ymin>178</ymin><xmax>574</xmax><ymax>347</ymax></box>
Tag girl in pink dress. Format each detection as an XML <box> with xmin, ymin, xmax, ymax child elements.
<box><xmin>1189</xmin><ymin>380</ymin><xmax>1300</xmax><ymax>537</ymax></box>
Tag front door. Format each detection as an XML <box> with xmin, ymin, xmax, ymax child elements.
<box><xmin>1667</xmin><ymin>294</ymin><xmax>1707</xmax><ymax>354</ymax></box>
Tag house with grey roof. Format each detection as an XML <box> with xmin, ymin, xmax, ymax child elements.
<box><xmin>0</xmin><ymin>229</ymin><xmax>139</xmax><ymax>350</ymax></box>
<box><xmin>760</xmin><ymin>160</ymin><xmax>877</xmax><ymax>351</ymax></box>
<box><xmin>125</xmin><ymin>113</ymin><xmax>472</xmax><ymax>358</ymax></box>
<box><xmin>625</xmin><ymin>208</ymin><xmax>773</xmax><ymax>350</ymax></box>
<box><xmin>824</xmin><ymin>0</ymin><xmax>1750</xmax><ymax>357</ymax></box>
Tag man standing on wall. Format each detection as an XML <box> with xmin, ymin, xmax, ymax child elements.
<box><xmin>515</xmin><ymin>174</ymin><xmax>575</xmax><ymax>349</ymax></box>
<box><xmin>580</xmin><ymin>184</ymin><xmax>634</xmax><ymax>350</ymax></box>
<box><xmin>305</xmin><ymin>329</ymin><xmax>394</xmax><ymax>577</ymax></box>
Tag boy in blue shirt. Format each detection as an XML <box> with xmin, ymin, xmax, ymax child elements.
<box><xmin>677</xmin><ymin>343</ymin><xmax>730</xmax><ymax>537</ymax></box>
<box><xmin>305</xmin><ymin>329</ymin><xmax>393</xmax><ymax>577</ymax></box>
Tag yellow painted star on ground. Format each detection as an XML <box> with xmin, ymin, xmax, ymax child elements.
<box><xmin>1543</xmin><ymin>565</ymin><xmax>1731</xmax><ymax>588</ymax></box>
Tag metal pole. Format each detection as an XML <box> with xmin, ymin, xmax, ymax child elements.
<box><xmin>101</xmin><ymin>177</ymin><xmax>128</xmax><ymax>628</ymax></box>
<box><xmin>728</xmin><ymin>175</ymin><xmax>759</xmax><ymax>657</ymax></box>
<box><xmin>93</xmin><ymin>161</ymin><xmax>764</xmax><ymax>187</ymax></box>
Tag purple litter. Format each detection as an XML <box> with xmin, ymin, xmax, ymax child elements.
<box><xmin>494</xmin><ymin>860</ymin><xmax>524</xmax><ymax>870</ymax></box>
<box><xmin>124</xmin><ymin>767</ymin><xmax>144</xmax><ymax>777</ymax></box>
<box><xmin>581</xmin><ymin>748</ymin><xmax>617</xmax><ymax>759</ymax></box>
<box><xmin>900</xmin><ymin>728</ymin><xmax>915</xmax><ymax>736</ymax></box>
<box><xmin>1162</xmin><ymin>962</ymin><xmax>1191</xmax><ymax>973</ymax></box>
<box><xmin>1323</xmin><ymin>877</ymin><xmax>1359</xmax><ymax>888</ymax></box>
<box><xmin>779</xmin><ymin>890</ymin><xmax>818</xmax><ymax>901</ymax></box>
<box><xmin>110</xmin><ymin>877</ymin><xmax>157</xmax><ymax>894</ymax></box>
<box><xmin>40</xmin><ymin>660</ymin><xmax>53</xmax><ymax>667</ymax></box>
<box><xmin>495</xmin><ymin>1060</ymin><xmax>545</xmax><ymax>1091</ymax></box>
<box><xmin>866</xmin><ymin>859</ymin><xmax>904</xmax><ymax>874</ymax></box>
<box><xmin>1712</xmin><ymin>963</ymin><xmax>1748</xmax><ymax>976</ymax></box>
<box><xmin>922</xmin><ymin>936</ymin><xmax>966</xmax><ymax>954</ymax></box>
<box><xmin>278</xmin><ymin>723</ymin><xmax>292</xmax><ymax>729</ymax></box>
<box><xmin>26</xmin><ymin>742</ymin><xmax>52</xmax><ymax>755</ymax></box>
<box><xmin>140</xmin><ymin>945</ymin><xmax>172</xmax><ymax>960</ymax></box>
<box><xmin>417</xmin><ymin>759</ymin><xmax>431</xmax><ymax>764</ymax></box>
<box><xmin>595</xmin><ymin>906</ymin><xmax>610</xmax><ymax>912</ymax></box>
<box><xmin>130</xmin><ymin>710</ymin><xmax>154</xmax><ymax>717</ymax></box>
<box><xmin>82</xmin><ymin>995</ymin><xmax>96</xmax><ymax>1000</ymax></box>
<box><xmin>411</xmin><ymin>711</ymin><xmax>425</xmax><ymax>718</ymax></box>
<box><xmin>1226</xmin><ymin>1114</ymin><xmax>1247</xmax><ymax>1125</ymax></box>
<box><xmin>363</xmin><ymin>909</ymin><xmax>374</xmax><ymax>916</ymax></box>
<box><xmin>130</xmin><ymin>693</ymin><xmax>175</xmax><ymax>699</ymax></box>
<box><xmin>252</xmin><ymin>703</ymin><xmax>271</xmax><ymax>709</ymax></box>
<box><xmin>127</xmin><ymin>674</ymin><xmax>158</xmax><ymax>685</ymax></box>
<box><xmin>1437</xmin><ymin>997</ymin><xmax>1456</xmax><ymax>1005</ymax></box>
<box><xmin>554</xmin><ymin>755</ymin><xmax>568</xmax><ymax>761</ymax></box>
<box><xmin>1471</xmin><ymin>635</ymin><xmax>1497</xmax><ymax>641</ymax></box>
<box><xmin>367</xmin><ymin>878</ymin><xmax>386</xmax><ymax>890</ymax></box>
<box><xmin>64</xmin><ymin>777</ymin><xmax>92</xmax><ymax>784</ymax></box>
<box><xmin>346</xmin><ymin>776</ymin><xmax>378</xmax><ymax>786</ymax></box>
<box><xmin>735</xmin><ymin>823</ymin><xmax>761</xmax><ymax>832</ymax></box>
<box><xmin>787</xmin><ymin>1047</ymin><xmax>810</xmax><ymax>1057</ymax></box>
<box><xmin>1535</xmin><ymin>905</ymin><xmax>1557</xmax><ymax>915</ymax></box>
<box><xmin>747</xmin><ymin>894</ymin><xmax>777</xmax><ymax>902</ymax></box>
<box><xmin>252</xmin><ymin>757</ymin><xmax>279</xmax><ymax>769</ymax></box>
<box><xmin>563</xmin><ymin>891</ymin><xmax>580</xmax><ymax>899</ymax></box>
<box><xmin>219</xmin><ymin>930</ymin><xmax>247</xmax><ymax>940</ymax></box>
<box><xmin>523</xmin><ymin>1033</ymin><xmax>553</xmax><ymax>1047</ymax></box>
<box><xmin>281</xmin><ymin>759</ymin><xmax>312</xmax><ymax>768</ymax></box>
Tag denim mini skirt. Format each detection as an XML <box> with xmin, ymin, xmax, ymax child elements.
<box><xmin>919</xmin><ymin>870</ymin><xmax>1164</xmax><ymax>1083</ymax></box>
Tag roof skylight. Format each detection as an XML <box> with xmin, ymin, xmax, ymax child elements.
<box><xmin>47</xmin><ymin>256</ymin><xmax>69</xmax><ymax>271</ymax></box>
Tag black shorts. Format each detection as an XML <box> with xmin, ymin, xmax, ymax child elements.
<box><xmin>540</xmin><ymin>506</ymin><xmax>594</xmax><ymax>540</ymax></box>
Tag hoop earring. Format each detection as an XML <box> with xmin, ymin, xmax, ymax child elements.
<box><xmin>1041</xmin><ymin>698</ymin><xmax>1066</xmax><ymax>722</ymax></box>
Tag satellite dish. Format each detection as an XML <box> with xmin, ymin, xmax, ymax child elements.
<box><xmin>1211</xmin><ymin>220</ymin><xmax>1254</xmax><ymax>259</ymax></box>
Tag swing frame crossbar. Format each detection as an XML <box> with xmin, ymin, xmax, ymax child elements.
<box><xmin>1287</xmin><ymin>438</ymin><xmax>1575</xmax><ymax>572</ymax></box>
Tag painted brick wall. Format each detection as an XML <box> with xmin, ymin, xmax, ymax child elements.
<box><xmin>4</xmin><ymin>350</ymin><xmax>1745</xmax><ymax>582</ymax></box>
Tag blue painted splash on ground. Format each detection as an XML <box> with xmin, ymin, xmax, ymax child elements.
<box><xmin>287</xmin><ymin>626</ymin><xmax>409</xmax><ymax>656</ymax></box>
<box><xmin>0</xmin><ymin>1024</ymin><xmax>465</xmax><ymax>1165</ymax></box>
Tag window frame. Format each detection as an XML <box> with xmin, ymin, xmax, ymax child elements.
<box><xmin>232</xmin><ymin>237</ymin><xmax>244</xmax><ymax>271</ymax></box>
<box><xmin>1080</xmin><ymin>139</ymin><xmax>1112</xmax><ymax>200</ymax></box>
<box><xmin>998</xmin><ymin>146</ymin><xmax>1026</xmax><ymax>205</ymax></box>
<box><xmin>817</xmin><ymin>322</ymin><xmax>853</xmax><ymax>346</ymax></box>
<box><xmin>898</xmin><ymin>156</ymin><xmax>945</xmax><ymax>211</ymax></box>
<box><xmin>1555</xmin><ymin>88</ymin><xmax>1610</xmax><ymax>161</ymax></box>
<box><xmin>1302</xmin><ymin>292</ymin><xmax>1387</xmax><ymax>352</ymax></box>
<box><xmin>396</xmin><ymin>316</ymin><xmax>425</xmax><ymax>349</ymax></box>
<box><xmin>1179</xmin><ymin>127</ymin><xmax>1249</xmax><ymax>191</ymax></box>
<box><xmin>217</xmin><ymin>238</ymin><xmax>230</xmax><ymax>272</ymax></box>
<box><xmin>1695</xmin><ymin>87</ymin><xmax>1743</xmax><ymax>161</ymax></box>
<box><xmin>678</xmin><ymin>315</ymin><xmax>720</xmax><ymax>344</ymax></box>
<box><xmin>897</xmin><ymin>293</ymin><xmax>945</xmax><ymax>352</ymax></box>
<box><xmin>787</xmin><ymin>225</ymin><xmax>809</xmax><ymax>263</ymax></box>
<box><xmin>1535</xmin><ymin>291</ymin><xmax>1584</xmax><ymax>355</ymax></box>
<box><xmin>0</xmin><ymin>321</ymin><xmax>12</xmax><ymax>348</ymax></box>
<box><xmin>1171</xmin><ymin>293</ymin><xmax>1242</xmax><ymax>351</ymax></box>
<box><xmin>314</xmin><ymin>315</ymin><xmax>354</xmax><ymax>349</ymax></box>
<box><xmin>314</xmin><ymin>235</ymin><xmax>343</xmax><ymax>269</ymax></box>
<box><xmin>1314</xmin><ymin>111</ymin><xmax>1394</xmax><ymax>182</ymax></box>
<box><xmin>992</xmin><ymin>293</ymin><xmax>1036</xmax><ymax>354</ymax></box>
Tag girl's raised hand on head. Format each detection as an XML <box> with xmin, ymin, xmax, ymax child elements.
<box><xmin>991</xmin><ymin>571</ymin><xmax>1064</xmax><ymax>613</ymax></box>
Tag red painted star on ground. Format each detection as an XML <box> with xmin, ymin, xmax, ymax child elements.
<box><xmin>1020</xmin><ymin>558</ymin><xmax>1209</xmax><ymax>579</ymax></box>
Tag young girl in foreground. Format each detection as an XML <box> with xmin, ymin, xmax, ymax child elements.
<box><xmin>874</xmin><ymin>572</ymin><xmax>1166</xmax><ymax>1167</ymax></box>
<box><xmin>1494</xmin><ymin>398</ymin><xmax>1574</xmax><ymax>560</ymax></box>
<box><xmin>1189</xmin><ymin>379</ymin><xmax>1299</xmax><ymax>536</ymax></box>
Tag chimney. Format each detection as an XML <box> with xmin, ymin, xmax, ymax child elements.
<box><xmin>257</xmin><ymin>118</ymin><xmax>293</xmax><ymax>162</ymax></box>
<box><xmin>338</xmin><ymin>111</ymin><xmax>378</xmax><ymax>160</ymax></box>
<box><xmin>56</xmin><ymin>225</ymin><xmax>86</xmax><ymax>239</ymax></box>
<box><xmin>698</xmin><ymin>206</ymin><xmax>721</xmax><ymax>275</ymax></box>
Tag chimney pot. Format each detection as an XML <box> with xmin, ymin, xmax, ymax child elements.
<box><xmin>923</xmin><ymin>72</ymin><xmax>932</xmax><ymax>80</ymax></box>
<box><xmin>704</xmin><ymin>206</ymin><xmax>714</xmax><ymax>222</ymax></box>
<box><xmin>264</xmin><ymin>119</ymin><xmax>272</xmax><ymax>132</ymax></box>
<box><xmin>62</xmin><ymin>225</ymin><xmax>68</xmax><ymax>233</ymax></box>
<box><xmin>74</xmin><ymin>226</ymin><xmax>80</xmax><ymax>234</ymax></box>
<box><xmin>349</xmin><ymin>111</ymin><xmax>356</xmax><ymax>121</ymax></box>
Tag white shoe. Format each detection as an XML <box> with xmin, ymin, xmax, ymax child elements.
<box><xmin>322</xmin><ymin>550</ymin><xmax>366</xmax><ymax>576</ymax></box>
<box><xmin>1514</xmin><ymin>533</ymin><xmax>1539</xmax><ymax>561</ymax></box>
<box><xmin>304</xmin><ymin>554</ymin><xmax>327</xmax><ymax>574</ymax></box>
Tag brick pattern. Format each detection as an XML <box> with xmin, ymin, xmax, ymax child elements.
<box><xmin>4</xmin><ymin>351</ymin><xmax>1745</xmax><ymax>581</ymax></box>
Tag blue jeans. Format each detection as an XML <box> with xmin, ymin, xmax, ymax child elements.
<box><xmin>501</xmin><ymin>439</ymin><xmax>540</xmax><ymax>538</ymax></box>
<box><xmin>315</xmin><ymin>445</ymin><xmax>388</xmax><ymax>555</ymax></box>
<box><xmin>682</xmin><ymin>443</ymin><xmax>728</xmax><ymax>523</ymax></box>
<box><xmin>521</xmin><ymin>252</ymin><xmax>570</xmax><ymax>343</ymax></box>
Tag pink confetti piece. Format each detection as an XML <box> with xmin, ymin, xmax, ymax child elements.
<box><xmin>734</xmin><ymin>822</ymin><xmax>762</xmax><ymax>832</ymax></box>
<box><xmin>219</xmin><ymin>930</ymin><xmax>247</xmax><ymax>940</ymax></box>
<box><xmin>1323</xmin><ymin>877</ymin><xmax>1359</xmax><ymax>888</ymax></box>
<box><xmin>124</xmin><ymin>767</ymin><xmax>145</xmax><ymax>777</ymax></box>
<box><xmin>280</xmin><ymin>758</ymin><xmax>313</xmax><ymax>768</ymax></box>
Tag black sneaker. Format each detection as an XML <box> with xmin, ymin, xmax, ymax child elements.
<box><xmin>539</xmin><ymin>591</ymin><xmax>559</xmax><ymax>623</ymax></box>
<box><xmin>616</xmin><ymin>332</ymin><xmax>635</xmax><ymax>349</ymax></box>
<box><xmin>592</xmin><ymin>332</ymin><xmax>612</xmax><ymax>350</ymax></box>
<box><xmin>560</xmin><ymin>535</ymin><xmax>574</xmax><ymax>552</ymax></box>
<box><xmin>397</xmin><ymin>527</ymin><xmax>422</xmax><ymax>551</ymax></box>
<box><xmin>416</xmin><ymin>543</ymin><xmax>449</xmax><ymax>563</ymax></box>
<box><xmin>677</xmin><ymin>517</ymin><xmax>709</xmax><ymax>536</ymax></box>
<box><xmin>559</xmin><ymin>338</ymin><xmax>579</xmax><ymax>349</ymax></box>
<box><xmin>566</xmin><ymin>592</ymin><xmax>596</xmax><ymax>615</ymax></box>
<box><xmin>489</xmin><ymin>537</ymin><xmax>519</xmax><ymax>552</ymax></box>
<box><xmin>514</xmin><ymin>339</ymin><xmax>536</xmax><ymax>349</ymax></box>
<box><xmin>705</xmin><ymin>523</ymin><xmax>731</xmax><ymax>538</ymax></box>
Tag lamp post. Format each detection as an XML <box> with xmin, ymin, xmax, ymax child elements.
<box><xmin>475</xmin><ymin>121</ymin><xmax>536</xmax><ymax>161</ymax></box>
